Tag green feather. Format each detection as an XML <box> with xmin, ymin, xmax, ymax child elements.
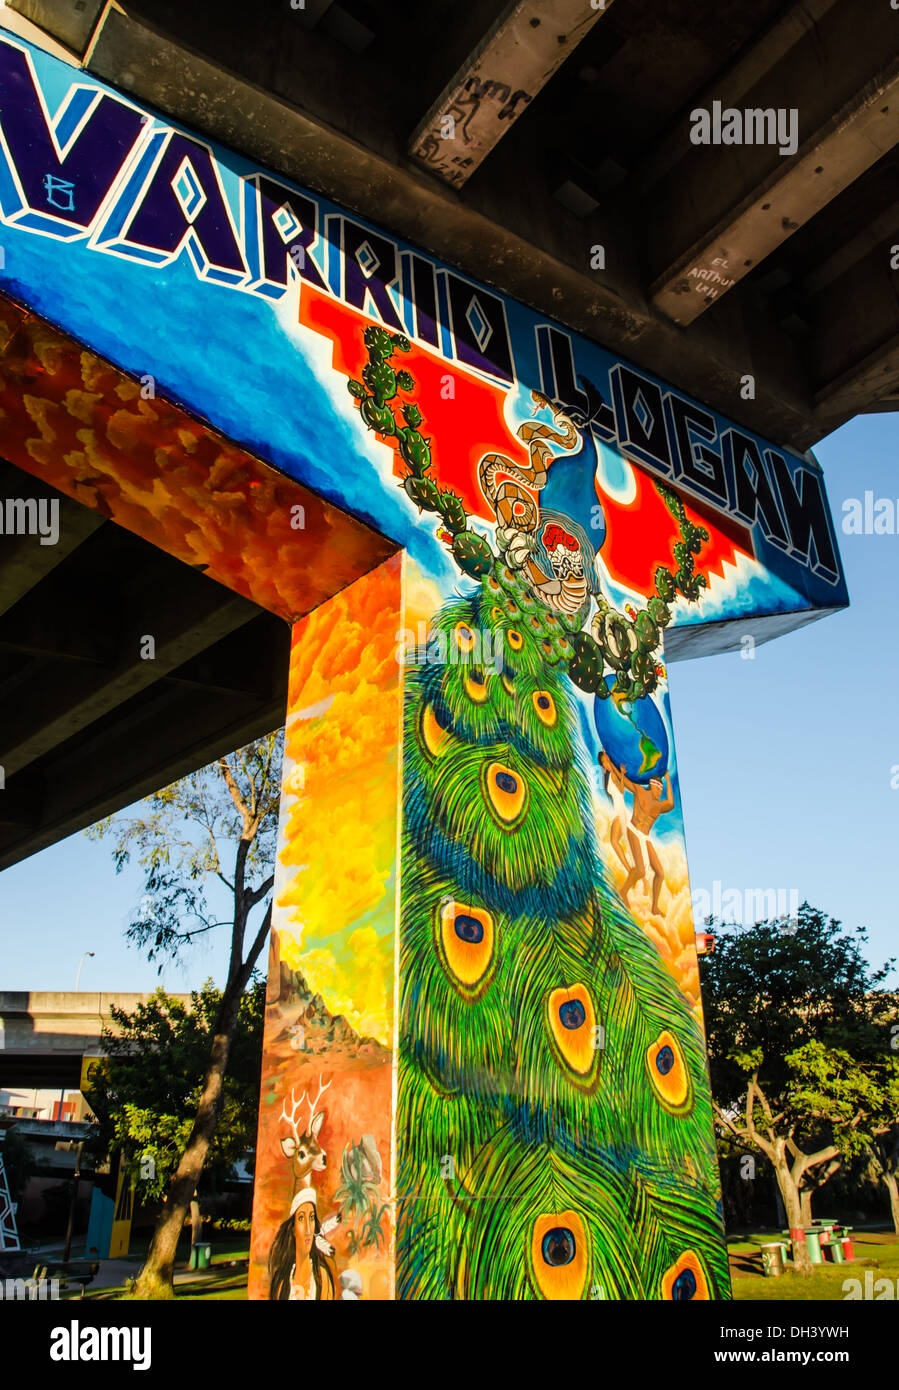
<box><xmin>397</xmin><ymin>575</ymin><xmax>730</xmax><ymax>1301</ymax></box>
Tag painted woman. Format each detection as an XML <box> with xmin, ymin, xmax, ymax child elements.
<box><xmin>268</xmin><ymin>1188</ymin><xmax>337</xmax><ymax>1301</ymax></box>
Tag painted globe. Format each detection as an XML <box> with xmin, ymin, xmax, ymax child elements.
<box><xmin>593</xmin><ymin>687</ymin><xmax>669</xmax><ymax>784</ymax></box>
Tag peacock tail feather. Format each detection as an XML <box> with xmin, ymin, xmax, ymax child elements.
<box><xmin>396</xmin><ymin>557</ymin><xmax>729</xmax><ymax>1301</ymax></box>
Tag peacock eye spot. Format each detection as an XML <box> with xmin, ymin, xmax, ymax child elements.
<box><xmin>672</xmin><ymin>1268</ymin><xmax>697</xmax><ymax>1300</ymax></box>
<box><xmin>559</xmin><ymin>1000</ymin><xmax>586</xmax><ymax>1030</ymax></box>
<box><xmin>484</xmin><ymin>761</ymin><xmax>527</xmax><ymax>826</ymax></box>
<box><xmin>454</xmin><ymin>621</ymin><xmax>476</xmax><ymax>655</ymax></box>
<box><xmin>646</xmin><ymin>1030</ymin><xmax>692</xmax><ymax>1113</ymax></box>
<box><xmin>454</xmin><ymin>914</ymin><xmax>484</xmax><ymax>944</ymax></box>
<box><xmin>541</xmin><ymin>1227</ymin><xmax>576</xmax><ymax>1268</ymax></box>
<box><xmin>438</xmin><ymin>901</ymin><xmax>495</xmax><ymax>995</ymax></box>
<box><xmin>532</xmin><ymin>689</ymin><xmax>557</xmax><ymax>727</ymax></box>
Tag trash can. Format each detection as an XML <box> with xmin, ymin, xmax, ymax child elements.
<box><xmin>840</xmin><ymin>1227</ymin><xmax>855</xmax><ymax>1261</ymax></box>
<box><xmin>189</xmin><ymin>1241</ymin><xmax>212</xmax><ymax>1270</ymax></box>
<box><xmin>760</xmin><ymin>1243</ymin><xmax>785</xmax><ymax>1277</ymax></box>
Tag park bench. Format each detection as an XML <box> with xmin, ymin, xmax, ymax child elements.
<box><xmin>31</xmin><ymin>1258</ymin><xmax>100</xmax><ymax>1298</ymax></box>
<box><xmin>770</xmin><ymin>1223</ymin><xmax>855</xmax><ymax>1268</ymax></box>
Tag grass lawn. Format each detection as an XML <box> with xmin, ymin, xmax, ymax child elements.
<box><xmin>730</xmin><ymin>1229</ymin><xmax>899</xmax><ymax>1300</ymax></box>
<box><xmin>86</xmin><ymin>1273</ymin><xmax>249</xmax><ymax>1301</ymax></box>
<box><xmin>83</xmin><ymin>1230</ymin><xmax>250</xmax><ymax>1301</ymax></box>
<box><xmin>75</xmin><ymin>1226</ymin><xmax>898</xmax><ymax>1301</ymax></box>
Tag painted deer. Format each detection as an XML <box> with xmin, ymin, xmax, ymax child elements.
<box><xmin>280</xmin><ymin>1075</ymin><xmax>340</xmax><ymax>1256</ymax></box>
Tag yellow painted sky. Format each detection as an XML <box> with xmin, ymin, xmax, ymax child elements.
<box><xmin>275</xmin><ymin>555</ymin><xmax>403</xmax><ymax>1046</ymax></box>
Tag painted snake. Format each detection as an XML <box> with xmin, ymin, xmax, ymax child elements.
<box><xmin>478</xmin><ymin>393</ymin><xmax>590</xmax><ymax>615</ymax></box>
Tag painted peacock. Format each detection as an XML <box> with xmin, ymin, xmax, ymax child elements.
<box><xmin>347</xmin><ymin>328</ymin><xmax>730</xmax><ymax>1301</ymax></box>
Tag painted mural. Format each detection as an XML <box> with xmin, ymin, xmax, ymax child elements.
<box><xmin>0</xmin><ymin>29</ymin><xmax>849</xmax><ymax>1299</ymax></box>
<box><xmin>326</xmin><ymin>326</ymin><xmax>724</xmax><ymax>1298</ymax></box>
<box><xmin>0</xmin><ymin>30</ymin><xmax>846</xmax><ymax>640</ymax></box>
<box><xmin>248</xmin><ymin>558</ymin><xmax>401</xmax><ymax>1302</ymax></box>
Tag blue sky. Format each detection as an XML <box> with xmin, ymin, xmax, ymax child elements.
<box><xmin>1</xmin><ymin>410</ymin><xmax>896</xmax><ymax>993</ymax></box>
<box><xmin>670</xmin><ymin>410</ymin><xmax>898</xmax><ymax>983</ymax></box>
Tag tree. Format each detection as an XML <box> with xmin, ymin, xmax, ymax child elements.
<box><xmin>87</xmin><ymin>732</ymin><xmax>282</xmax><ymax>1297</ymax></box>
<box><xmin>700</xmin><ymin>905</ymin><xmax>896</xmax><ymax>1273</ymax></box>
<box><xmin>85</xmin><ymin>982</ymin><xmax>265</xmax><ymax>1203</ymax></box>
<box><xmin>787</xmin><ymin>1040</ymin><xmax>899</xmax><ymax>1234</ymax></box>
<box><xmin>870</xmin><ymin>1116</ymin><xmax>899</xmax><ymax>1234</ymax></box>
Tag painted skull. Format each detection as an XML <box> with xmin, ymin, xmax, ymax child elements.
<box><xmin>541</xmin><ymin>522</ymin><xmax>584</xmax><ymax>581</ymax></box>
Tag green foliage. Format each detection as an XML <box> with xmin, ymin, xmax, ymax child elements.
<box><xmin>568</xmin><ymin>630</ymin><xmax>607</xmax><ymax>694</ymax></box>
<box><xmin>85</xmin><ymin>732</ymin><xmax>282</xmax><ymax>970</ymax></box>
<box><xmin>701</xmin><ymin>906</ymin><xmax>899</xmax><ymax>1219</ymax></box>
<box><xmin>86</xmin><ymin>733</ymin><xmax>282</xmax><ymax>1297</ymax></box>
<box><xmin>84</xmin><ymin>981</ymin><xmax>265</xmax><ymax>1200</ymax></box>
<box><xmin>362</xmin><ymin>1201</ymin><xmax>390</xmax><ymax>1250</ymax></box>
<box><xmin>786</xmin><ymin>1041</ymin><xmax>899</xmax><ymax>1164</ymax></box>
<box><xmin>700</xmin><ymin>904</ymin><xmax>897</xmax><ymax>1108</ymax></box>
<box><xmin>208</xmin><ymin>1217</ymin><xmax>252</xmax><ymax>1234</ymax></box>
<box><xmin>348</xmin><ymin>329</ymin><xmax>492</xmax><ymax>579</ymax></box>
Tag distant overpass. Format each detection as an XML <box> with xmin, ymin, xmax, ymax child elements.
<box><xmin>0</xmin><ymin>991</ymin><xmax>192</xmax><ymax>1090</ymax></box>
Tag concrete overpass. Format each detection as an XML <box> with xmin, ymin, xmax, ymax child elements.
<box><xmin>7</xmin><ymin>0</ymin><xmax>898</xmax><ymax>444</ymax></box>
<box><xmin>0</xmin><ymin>0</ymin><xmax>893</xmax><ymax>869</ymax></box>
<box><xmin>0</xmin><ymin>992</ymin><xmax>192</xmax><ymax>1090</ymax></box>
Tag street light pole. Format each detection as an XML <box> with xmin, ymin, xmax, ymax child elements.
<box><xmin>62</xmin><ymin>1140</ymin><xmax>83</xmax><ymax>1264</ymax></box>
<box><xmin>75</xmin><ymin>951</ymin><xmax>94</xmax><ymax>991</ymax></box>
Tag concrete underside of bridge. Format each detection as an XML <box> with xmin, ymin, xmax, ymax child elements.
<box><xmin>0</xmin><ymin>298</ymin><xmax>397</xmax><ymax>871</ymax></box>
<box><xmin>8</xmin><ymin>0</ymin><xmax>899</xmax><ymax>449</ymax></box>
<box><xmin>0</xmin><ymin>0</ymin><xmax>894</xmax><ymax>869</ymax></box>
